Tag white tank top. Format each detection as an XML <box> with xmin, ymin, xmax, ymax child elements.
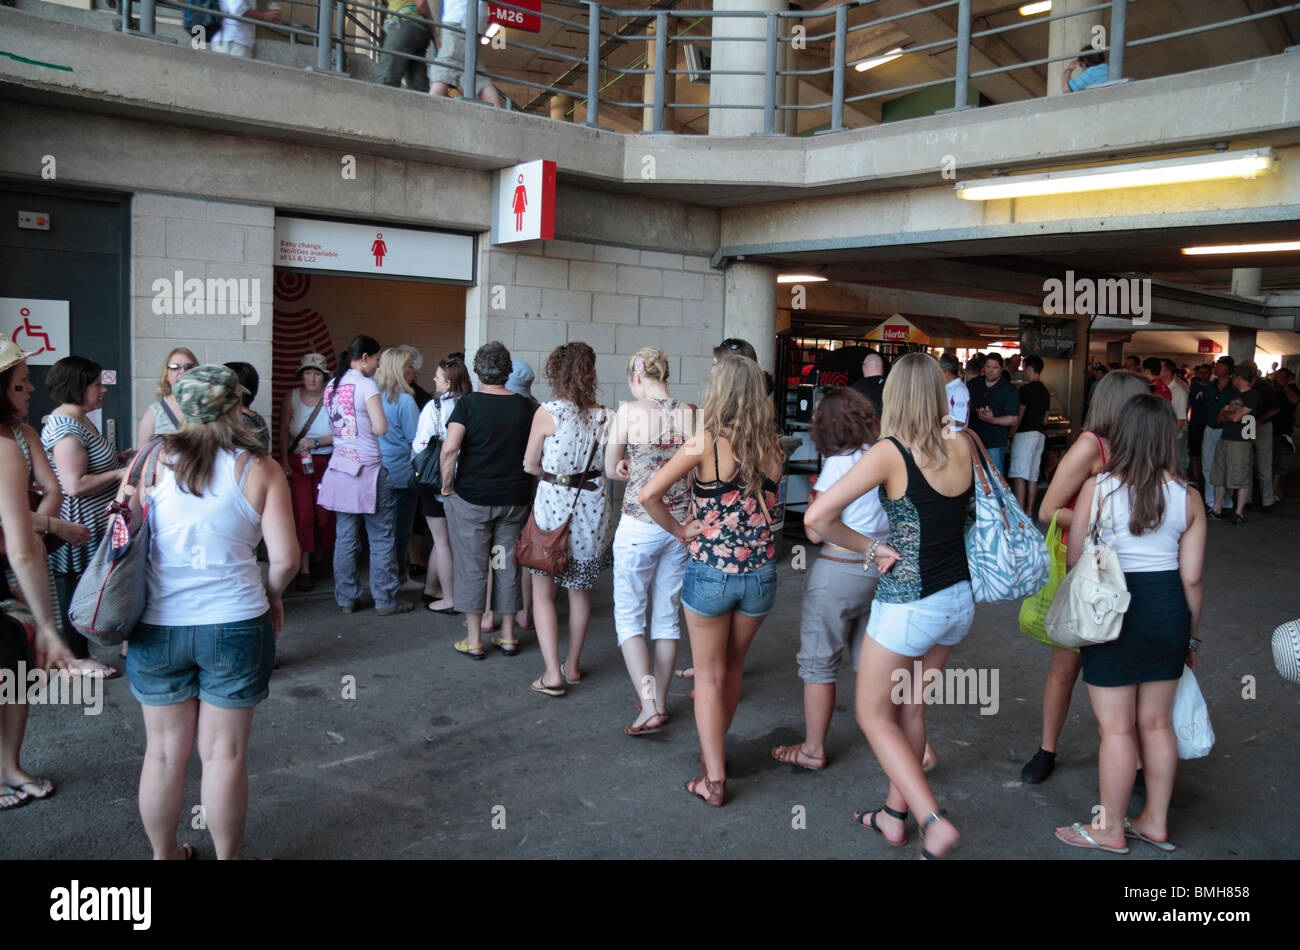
<box><xmin>289</xmin><ymin>388</ymin><xmax>333</xmax><ymax>454</ymax></box>
<box><xmin>141</xmin><ymin>449</ymin><xmax>268</xmax><ymax>626</ymax></box>
<box><xmin>1095</xmin><ymin>472</ymin><xmax>1188</xmax><ymax>573</ymax></box>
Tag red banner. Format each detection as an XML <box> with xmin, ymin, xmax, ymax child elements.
<box><xmin>1197</xmin><ymin>339</ymin><xmax>1223</xmax><ymax>354</ymax></box>
<box><xmin>488</xmin><ymin>0</ymin><xmax>540</xmax><ymax>32</ymax></box>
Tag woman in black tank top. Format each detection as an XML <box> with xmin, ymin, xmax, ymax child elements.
<box><xmin>806</xmin><ymin>353</ymin><xmax>976</xmax><ymax>859</ymax></box>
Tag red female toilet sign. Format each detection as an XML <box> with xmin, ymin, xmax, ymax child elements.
<box><xmin>492</xmin><ymin>159</ymin><xmax>555</xmax><ymax>244</ymax></box>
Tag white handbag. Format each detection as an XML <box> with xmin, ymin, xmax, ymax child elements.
<box><xmin>1044</xmin><ymin>476</ymin><xmax>1131</xmax><ymax>649</ymax></box>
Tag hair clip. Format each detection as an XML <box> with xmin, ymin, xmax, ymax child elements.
<box><xmin>634</xmin><ymin>357</ymin><xmax>646</xmax><ymax>375</ymax></box>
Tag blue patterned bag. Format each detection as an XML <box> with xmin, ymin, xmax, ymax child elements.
<box><xmin>962</xmin><ymin>431</ymin><xmax>1048</xmax><ymax>604</ymax></box>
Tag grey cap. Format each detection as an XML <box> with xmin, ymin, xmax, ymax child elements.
<box><xmin>505</xmin><ymin>359</ymin><xmax>535</xmax><ymax>398</ymax></box>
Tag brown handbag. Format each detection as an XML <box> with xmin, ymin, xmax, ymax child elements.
<box><xmin>514</xmin><ymin>410</ymin><xmax>604</xmax><ymax>575</ymax></box>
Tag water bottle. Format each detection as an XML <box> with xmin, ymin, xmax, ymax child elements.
<box><xmin>300</xmin><ymin>451</ymin><xmax>314</xmax><ymax>475</ymax></box>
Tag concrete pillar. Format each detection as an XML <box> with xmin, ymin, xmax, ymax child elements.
<box><xmin>1228</xmin><ymin>327</ymin><xmax>1257</xmax><ymax>365</ymax></box>
<box><xmin>708</xmin><ymin>0</ymin><xmax>784</xmax><ymax>135</ymax></box>
<box><xmin>723</xmin><ymin>261</ymin><xmax>778</xmax><ymax>374</ymax></box>
<box><xmin>1105</xmin><ymin>340</ymin><xmax>1124</xmax><ymax>365</ymax></box>
<box><xmin>1047</xmin><ymin>0</ymin><xmax>1105</xmax><ymax>97</ymax></box>
<box><xmin>642</xmin><ymin>23</ymin><xmax>656</xmax><ymax>131</ymax></box>
<box><xmin>1231</xmin><ymin>267</ymin><xmax>1262</xmax><ymax>297</ymax></box>
<box><xmin>549</xmin><ymin>93</ymin><xmax>573</xmax><ymax>123</ymax></box>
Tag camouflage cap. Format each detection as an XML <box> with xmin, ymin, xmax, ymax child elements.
<box><xmin>173</xmin><ymin>364</ymin><xmax>242</xmax><ymax>423</ymax></box>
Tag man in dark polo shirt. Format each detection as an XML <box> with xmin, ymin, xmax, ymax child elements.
<box><xmin>967</xmin><ymin>352</ymin><xmax>1019</xmax><ymax>475</ymax></box>
<box><xmin>851</xmin><ymin>349</ymin><xmax>887</xmax><ymax>417</ymax></box>
<box><xmin>1009</xmin><ymin>355</ymin><xmax>1050</xmax><ymax>513</ymax></box>
<box><xmin>1211</xmin><ymin>366</ymin><xmax>1261</xmax><ymax>524</ymax></box>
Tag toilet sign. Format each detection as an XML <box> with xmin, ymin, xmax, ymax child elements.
<box><xmin>1</xmin><ymin>298</ymin><xmax>70</xmax><ymax>366</ymax></box>
<box><xmin>492</xmin><ymin>159</ymin><xmax>556</xmax><ymax>244</ymax></box>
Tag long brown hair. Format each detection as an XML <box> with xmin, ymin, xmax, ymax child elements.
<box><xmin>700</xmin><ymin>355</ymin><xmax>781</xmax><ymax>499</ymax></box>
<box><xmin>162</xmin><ymin>410</ymin><xmax>268</xmax><ymax>496</ymax></box>
<box><xmin>545</xmin><ymin>342</ymin><xmax>599</xmax><ymax>409</ymax></box>
<box><xmin>1083</xmin><ymin>370</ymin><xmax>1149</xmax><ymax>440</ymax></box>
<box><xmin>1103</xmin><ymin>393</ymin><xmax>1183</xmax><ymax>536</ymax></box>
<box><xmin>438</xmin><ymin>356</ymin><xmax>472</xmax><ymax>398</ymax></box>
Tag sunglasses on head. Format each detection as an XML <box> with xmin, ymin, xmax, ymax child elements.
<box><xmin>720</xmin><ymin>340</ymin><xmax>745</xmax><ymax>351</ymax></box>
<box><xmin>168</xmin><ymin>363</ymin><xmax>197</xmax><ymax>372</ymax></box>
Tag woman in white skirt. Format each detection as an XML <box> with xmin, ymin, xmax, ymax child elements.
<box><xmin>605</xmin><ymin>348</ymin><xmax>696</xmax><ymax>734</ymax></box>
<box><xmin>523</xmin><ymin>343</ymin><xmax>611</xmax><ymax>696</ymax></box>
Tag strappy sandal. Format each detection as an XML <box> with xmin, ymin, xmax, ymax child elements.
<box><xmin>490</xmin><ymin>636</ymin><xmax>519</xmax><ymax>657</ymax></box>
<box><xmin>453</xmin><ymin>638</ymin><xmax>486</xmax><ymax>660</ymax></box>
<box><xmin>771</xmin><ymin>744</ymin><xmax>827</xmax><ymax>770</ymax></box>
<box><xmin>852</xmin><ymin>804</ymin><xmax>908</xmax><ymax>846</ymax></box>
<box><xmin>625</xmin><ymin>712</ymin><xmax>666</xmax><ymax>736</ymax></box>
<box><xmin>920</xmin><ymin>809</ymin><xmax>959</xmax><ymax>860</ymax></box>
<box><xmin>1123</xmin><ymin>818</ymin><xmax>1176</xmax><ymax>852</ymax></box>
<box><xmin>685</xmin><ymin>774</ymin><xmax>725</xmax><ymax>807</ymax></box>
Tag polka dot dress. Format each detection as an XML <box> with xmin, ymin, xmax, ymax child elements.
<box><xmin>528</xmin><ymin>401</ymin><xmax>612</xmax><ymax>590</ymax></box>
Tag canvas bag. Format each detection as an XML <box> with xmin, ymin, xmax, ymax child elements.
<box><xmin>1044</xmin><ymin>476</ymin><xmax>1131</xmax><ymax>649</ymax></box>
<box><xmin>962</xmin><ymin>430</ymin><xmax>1049</xmax><ymax>604</ymax></box>
<box><xmin>68</xmin><ymin>439</ymin><xmax>165</xmax><ymax>647</ymax></box>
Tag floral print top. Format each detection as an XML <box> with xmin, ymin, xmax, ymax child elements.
<box><xmin>622</xmin><ymin>398</ymin><xmax>690</xmax><ymax>523</ymax></box>
<box><xmin>688</xmin><ymin>434</ymin><xmax>778</xmax><ymax>574</ymax></box>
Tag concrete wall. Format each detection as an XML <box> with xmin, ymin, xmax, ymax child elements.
<box><xmin>131</xmin><ymin>193</ymin><xmax>274</xmax><ymax>425</ymax></box>
<box><xmin>471</xmin><ymin>239</ymin><xmax>724</xmax><ymax>408</ymax></box>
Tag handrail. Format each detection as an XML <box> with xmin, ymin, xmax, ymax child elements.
<box><xmin>114</xmin><ymin>0</ymin><xmax>1299</xmax><ymax>137</ymax></box>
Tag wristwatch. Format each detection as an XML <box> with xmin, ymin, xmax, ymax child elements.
<box><xmin>311</xmin><ymin>438</ymin><xmax>319</xmax><ymax>449</ymax></box>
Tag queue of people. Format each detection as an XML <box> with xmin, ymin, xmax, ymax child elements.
<box><xmin>0</xmin><ymin>328</ymin><xmax>1252</xmax><ymax>863</ymax></box>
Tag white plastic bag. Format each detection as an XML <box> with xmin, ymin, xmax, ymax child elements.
<box><xmin>1171</xmin><ymin>666</ymin><xmax>1214</xmax><ymax>759</ymax></box>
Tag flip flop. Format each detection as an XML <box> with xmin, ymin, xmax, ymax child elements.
<box><xmin>674</xmin><ymin>668</ymin><xmax>695</xmax><ymax>679</ymax></box>
<box><xmin>530</xmin><ymin>675</ymin><xmax>566</xmax><ymax>697</ymax></box>
<box><xmin>453</xmin><ymin>639</ymin><xmax>486</xmax><ymax>660</ymax></box>
<box><xmin>428</xmin><ymin>605</ymin><xmax>460</xmax><ymax>615</ymax></box>
<box><xmin>1124</xmin><ymin>818</ymin><xmax>1176</xmax><ymax>852</ymax></box>
<box><xmin>180</xmin><ymin>842</ymin><xmax>196</xmax><ymax>860</ymax></box>
<box><xmin>14</xmin><ymin>777</ymin><xmax>54</xmax><ymax>801</ymax></box>
<box><xmin>1055</xmin><ymin>822</ymin><xmax>1129</xmax><ymax>854</ymax></box>
<box><xmin>625</xmin><ymin>712</ymin><xmax>666</xmax><ymax>736</ymax></box>
<box><xmin>0</xmin><ymin>785</ymin><xmax>31</xmax><ymax>809</ymax></box>
<box><xmin>75</xmin><ymin>665</ymin><xmax>120</xmax><ymax>680</ymax></box>
<box><xmin>560</xmin><ymin>663</ymin><xmax>581</xmax><ymax>686</ymax></box>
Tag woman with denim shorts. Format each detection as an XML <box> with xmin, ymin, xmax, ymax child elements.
<box><xmin>640</xmin><ymin>355</ymin><xmax>783</xmax><ymax>807</ymax></box>
<box><xmin>805</xmin><ymin>352</ymin><xmax>976</xmax><ymax>859</ymax></box>
<box><xmin>126</xmin><ymin>365</ymin><xmax>298</xmax><ymax>859</ymax></box>
<box><xmin>605</xmin><ymin>347</ymin><xmax>697</xmax><ymax>735</ymax></box>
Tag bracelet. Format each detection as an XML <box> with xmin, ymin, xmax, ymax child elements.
<box><xmin>1189</xmin><ymin>637</ymin><xmax>1202</xmax><ymax>651</ymax></box>
<box><xmin>865</xmin><ymin>538</ymin><xmax>880</xmax><ymax>566</ymax></box>
<box><xmin>440</xmin><ymin>487</ymin><xmax>454</xmax><ymax>497</ymax></box>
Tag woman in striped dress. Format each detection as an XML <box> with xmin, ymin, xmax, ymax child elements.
<box><xmin>41</xmin><ymin>355</ymin><xmax>129</xmax><ymax>676</ymax></box>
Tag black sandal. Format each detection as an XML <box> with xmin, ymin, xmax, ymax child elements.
<box><xmin>852</xmin><ymin>804</ymin><xmax>908</xmax><ymax>846</ymax></box>
<box><xmin>919</xmin><ymin>809</ymin><xmax>957</xmax><ymax>860</ymax></box>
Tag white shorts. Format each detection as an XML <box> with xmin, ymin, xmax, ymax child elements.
<box><xmin>1009</xmin><ymin>430</ymin><xmax>1046</xmax><ymax>482</ymax></box>
<box><xmin>212</xmin><ymin>38</ymin><xmax>253</xmax><ymax>58</ymax></box>
<box><xmin>612</xmin><ymin>516</ymin><xmax>688</xmax><ymax>646</ymax></box>
<box><xmin>867</xmin><ymin>581</ymin><xmax>974</xmax><ymax>658</ymax></box>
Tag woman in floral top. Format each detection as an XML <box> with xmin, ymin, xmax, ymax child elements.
<box><xmin>605</xmin><ymin>347</ymin><xmax>697</xmax><ymax>735</ymax></box>
<box><xmin>640</xmin><ymin>355</ymin><xmax>783</xmax><ymax>807</ymax></box>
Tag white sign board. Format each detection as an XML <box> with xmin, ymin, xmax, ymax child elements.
<box><xmin>0</xmin><ymin>298</ymin><xmax>70</xmax><ymax>366</ymax></box>
<box><xmin>275</xmin><ymin>217</ymin><xmax>474</xmax><ymax>282</ymax></box>
<box><xmin>492</xmin><ymin>159</ymin><xmax>556</xmax><ymax>244</ymax></box>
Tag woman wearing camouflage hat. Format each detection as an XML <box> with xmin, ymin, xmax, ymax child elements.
<box><xmin>127</xmin><ymin>364</ymin><xmax>297</xmax><ymax>860</ymax></box>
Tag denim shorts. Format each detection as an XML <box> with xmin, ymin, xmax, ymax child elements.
<box><xmin>126</xmin><ymin>612</ymin><xmax>275</xmax><ymax>709</ymax></box>
<box><xmin>681</xmin><ymin>559</ymin><xmax>777</xmax><ymax>619</ymax></box>
<box><xmin>867</xmin><ymin>581</ymin><xmax>974</xmax><ymax>658</ymax></box>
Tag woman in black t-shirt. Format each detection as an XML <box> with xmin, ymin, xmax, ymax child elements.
<box><xmin>439</xmin><ymin>342</ymin><xmax>536</xmax><ymax>660</ymax></box>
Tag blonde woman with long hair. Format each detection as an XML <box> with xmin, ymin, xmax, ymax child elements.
<box><xmin>805</xmin><ymin>352</ymin><xmax>976</xmax><ymax>859</ymax></box>
<box><xmin>640</xmin><ymin>355</ymin><xmax>782</xmax><ymax>806</ymax></box>
<box><xmin>375</xmin><ymin>347</ymin><xmax>421</xmax><ymax>584</ymax></box>
<box><xmin>605</xmin><ymin>347</ymin><xmax>697</xmax><ymax>734</ymax></box>
<box><xmin>135</xmin><ymin>347</ymin><xmax>199</xmax><ymax>446</ymax></box>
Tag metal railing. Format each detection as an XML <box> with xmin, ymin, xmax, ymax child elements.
<box><xmin>113</xmin><ymin>0</ymin><xmax>1300</xmax><ymax>135</ymax></box>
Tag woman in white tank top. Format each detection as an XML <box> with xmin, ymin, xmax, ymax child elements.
<box><xmin>1055</xmin><ymin>394</ymin><xmax>1205</xmax><ymax>856</ymax></box>
<box><xmin>127</xmin><ymin>365</ymin><xmax>297</xmax><ymax>860</ymax></box>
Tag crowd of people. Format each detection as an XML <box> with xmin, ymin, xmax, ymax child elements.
<box><xmin>0</xmin><ymin>327</ymin><xmax>1275</xmax><ymax>861</ymax></box>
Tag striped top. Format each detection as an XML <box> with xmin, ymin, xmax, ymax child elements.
<box><xmin>41</xmin><ymin>414</ymin><xmax>122</xmax><ymax>575</ymax></box>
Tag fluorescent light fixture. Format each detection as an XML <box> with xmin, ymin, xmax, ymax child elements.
<box><xmin>955</xmin><ymin>149</ymin><xmax>1275</xmax><ymax>201</ymax></box>
<box><xmin>485</xmin><ymin>22</ymin><xmax>501</xmax><ymax>37</ymax></box>
<box><xmin>1019</xmin><ymin>1</ymin><xmax>1051</xmax><ymax>15</ymax></box>
<box><xmin>777</xmin><ymin>274</ymin><xmax>829</xmax><ymax>284</ymax></box>
<box><xmin>1182</xmin><ymin>240</ymin><xmax>1300</xmax><ymax>256</ymax></box>
<box><xmin>854</xmin><ymin>47</ymin><xmax>904</xmax><ymax>73</ymax></box>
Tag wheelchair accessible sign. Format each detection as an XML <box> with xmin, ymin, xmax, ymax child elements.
<box><xmin>1</xmin><ymin>298</ymin><xmax>70</xmax><ymax>366</ymax></box>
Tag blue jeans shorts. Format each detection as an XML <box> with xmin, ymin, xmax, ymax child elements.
<box><xmin>681</xmin><ymin>559</ymin><xmax>777</xmax><ymax>618</ymax></box>
<box><xmin>126</xmin><ymin>611</ymin><xmax>275</xmax><ymax>709</ymax></box>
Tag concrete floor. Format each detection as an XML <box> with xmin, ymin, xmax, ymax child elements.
<box><xmin>4</xmin><ymin>499</ymin><xmax>1299</xmax><ymax>860</ymax></box>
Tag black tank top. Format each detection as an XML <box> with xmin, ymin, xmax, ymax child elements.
<box><xmin>875</xmin><ymin>437</ymin><xmax>972</xmax><ymax>603</ymax></box>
